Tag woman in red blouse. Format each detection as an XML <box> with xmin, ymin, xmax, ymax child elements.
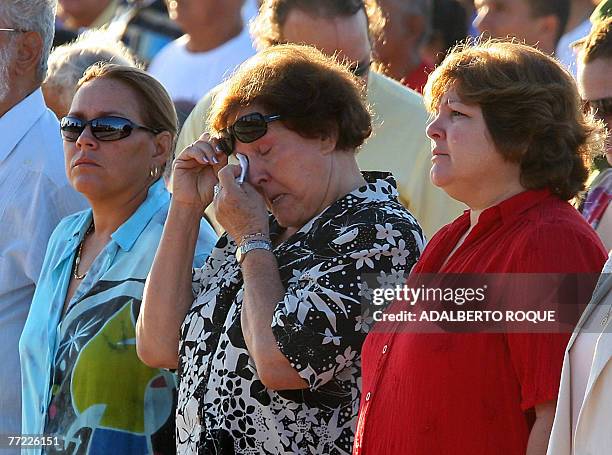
<box><xmin>354</xmin><ymin>40</ymin><xmax>608</xmax><ymax>455</ymax></box>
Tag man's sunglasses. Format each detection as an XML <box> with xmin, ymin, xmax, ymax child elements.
<box><xmin>60</xmin><ymin>116</ymin><xmax>161</xmax><ymax>142</ymax></box>
<box><xmin>218</xmin><ymin>113</ymin><xmax>281</xmax><ymax>155</ymax></box>
<box><xmin>583</xmin><ymin>97</ymin><xmax>612</xmax><ymax>121</ymax></box>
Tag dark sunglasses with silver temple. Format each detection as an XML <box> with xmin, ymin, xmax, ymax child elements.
<box><xmin>60</xmin><ymin>116</ymin><xmax>162</xmax><ymax>142</ymax></box>
<box><xmin>217</xmin><ymin>112</ymin><xmax>281</xmax><ymax>155</ymax></box>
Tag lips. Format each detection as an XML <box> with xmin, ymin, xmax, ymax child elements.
<box><xmin>431</xmin><ymin>148</ymin><xmax>448</xmax><ymax>156</ymax></box>
<box><xmin>73</xmin><ymin>157</ymin><xmax>100</xmax><ymax>168</ymax></box>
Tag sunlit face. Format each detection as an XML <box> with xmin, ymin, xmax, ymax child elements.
<box><xmin>232</xmin><ymin>105</ymin><xmax>336</xmax><ymax>230</ymax></box>
<box><xmin>281</xmin><ymin>8</ymin><xmax>372</xmax><ymax>83</ymax></box>
<box><xmin>64</xmin><ymin>78</ymin><xmax>166</xmax><ymax>203</ymax></box>
<box><xmin>474</xmin><ymin>0</ymin><xmax>554</xmax><ymax>53</ymax></box>
<box><xmin>578</xmin><ymin>57</ymin><xmax>612</xmax><ymax>164</ymax></box>
<box><xmin>59</xmin><ymin>0</ymin><xmax>111</xmax><ymax>26</ymax></box>
<box><xmin>166</xmin><ymin>0</ymin><xmax>243</xmax><ymax>30</ymax></box>
<box><xmin>426</xmin><ymin>87</ymin><xmax>521</xmax><ymax>205</ymax></box>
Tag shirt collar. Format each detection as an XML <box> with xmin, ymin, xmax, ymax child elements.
<box><xmin>443</xmin><ymin>188</ymin><xmax>554</xmax><ymax>238</ymax></box>
<box><xmin>0</xmin><ymin>89</ymin><xmax>48</xmax><ymax>163</ymax></box>
<box><xmin>111</xmin><ymin>178</ymin><xmax>170</xmax><ymax>251</ymax></box>
<box><xmin>54</xmin><ymin>179</ymin><xmax>170</xmax><ymax>268</ymax></box>
<box><xmin>480</xmin><ymin>188</ymin><xmax>552</xmax><ymax>225</ymax></box>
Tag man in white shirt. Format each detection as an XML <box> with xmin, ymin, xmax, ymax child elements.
<box><xmin>0</xmin><ymin>0</ymin><xmax>86</xmax><ymax>441</ymax></box>
<box><xmin>148</xmin><ymin>0</ymin><xmax>256</xmax><ymax>121</ymax></box>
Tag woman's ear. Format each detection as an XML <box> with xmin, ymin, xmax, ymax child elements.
<box><xmin>319</xmin><ymin>126</ymin><xmax>339</xmax><ymax>155</ymax></box>
<box><xmin>152</xmin><ymin>131</ymin><xmax>173</xmax><ymax>166</ymax></box>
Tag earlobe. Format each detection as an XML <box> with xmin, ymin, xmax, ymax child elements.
<box><xmin>13</xmin><ymin>32</ymin><xmax>42</xmax><ymax>77</ymax></box>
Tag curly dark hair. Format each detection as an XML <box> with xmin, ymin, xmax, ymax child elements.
<box><xmin>251</xmin><ymin>0</ymin><xmax>385</xmax><ymax>50</ymax></box>
<box><xmin>207</xmin><ymin>44</ymin><xmax>372</xmax><ymax>152</ymax></box>
<box><xmin>424</xmin><ymin>39</ymin><xmax>606</xmax><ymax>200</ymax></box>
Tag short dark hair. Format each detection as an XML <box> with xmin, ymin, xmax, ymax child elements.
<box><xmin>208</xmin><ymin>44</ymin><xmax>372</xmax><ymax>152</ymax></box>
<box><xmin>424</xmin><ymin>39</ymin><xmax>605</xmax><ymax>200</ymax></box>
<box><xmin>251</xmin><ymin>0</ymin><xmax>385</xmax><ymax>49</ymax></box>
<box><xmin>529</xmin><ymin>0</ymin><xmax>570</xmax><ymax>45</ymax></box>
<box><xmin>576</xmin><ymin>17</ymin><xmax>612</xmax><ymax>63</ymax></box>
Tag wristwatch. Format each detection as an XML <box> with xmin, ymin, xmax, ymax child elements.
<box><xmin>236</xmin><ymin>239</ymin><xmax>273</xmax><ymax>264</ymax></box>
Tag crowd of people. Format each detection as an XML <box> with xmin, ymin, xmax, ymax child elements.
<box><xmin>0</xmin><ymin>0</ymin><xmax>611</xmax><ymax>454</ymax></box>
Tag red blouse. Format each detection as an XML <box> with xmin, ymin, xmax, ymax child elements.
<box><xmin>354</xmin><ymin>190</ymin><xmax>607</xmax><ymax>455</ymax></box>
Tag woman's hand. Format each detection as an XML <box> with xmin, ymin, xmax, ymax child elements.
<box><xmin>214</xmin><ymin>164</ymin><xmax>270</xmax><ymax>242</ymax></box>
<box><xmin>171</xmin><ymin>133</ymin><xmax>228</xmax><ymax>209</ymax></box>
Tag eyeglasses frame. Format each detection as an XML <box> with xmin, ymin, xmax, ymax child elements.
<box><xmin>60</xmin><ymin>115</ymin><xmax>162</xmax><ymax>142</ymax></box>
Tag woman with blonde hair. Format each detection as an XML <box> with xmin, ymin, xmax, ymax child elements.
<box><xmin>20</xmin><ymin>64</ymin><xmax>216</xmax><ymax>454</ymax></box>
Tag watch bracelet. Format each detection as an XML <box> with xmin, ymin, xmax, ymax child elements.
<box><xmin>239</xmin><ymin>232</ymin><xmax>270</xmax><ymax>246</ymax></box>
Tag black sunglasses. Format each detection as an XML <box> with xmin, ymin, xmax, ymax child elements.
<box><xmin>583</xmin><ymin>97</ymin><xmax>612</xmax><ymax>121</ymax></box>
<box><xmin>218</xmin><ymin>112</ymin><xmax>281</xmax><ymax>155</ymax></box>
<box><xmin>60</xmin><ymin>116</ymin><xmax>161</xmax><ymax>142</ymax></box>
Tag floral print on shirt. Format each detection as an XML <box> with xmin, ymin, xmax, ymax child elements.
<box><xmin>177</xmin><ymin>172</ymin><xmax>424</xmax><ymax>454</ymax></box>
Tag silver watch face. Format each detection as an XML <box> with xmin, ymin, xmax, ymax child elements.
<box><xmin>235</xmin><ymin>247</ymin><xmax>243</xmax><ymax>263</ymax></box>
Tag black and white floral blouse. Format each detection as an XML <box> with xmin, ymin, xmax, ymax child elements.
<box><xmin>177</xmin><ymin>172</ymin><xmax>424</xmax><ymax>454</ymax></box>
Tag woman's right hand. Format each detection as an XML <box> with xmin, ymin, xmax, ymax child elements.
<box><xmin>171</xmin><ymin>132</ymin><xmax>229</xmax><ymax>209</ymax></box>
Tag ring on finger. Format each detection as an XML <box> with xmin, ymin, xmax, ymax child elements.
<box><xmin>213</xmin><ymin>183</ymin><xmax>222</xmax><ymax>198</ymax></box>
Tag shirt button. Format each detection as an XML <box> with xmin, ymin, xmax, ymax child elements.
<box><xmin>382</xmin><ymin>344</ymin><xmax>388</xmax><ymax>354</ymax></box>
<box><xmin>365</xmin><ymin>392</ymin><xmax>371</xmax><ymax>401</ymax></box>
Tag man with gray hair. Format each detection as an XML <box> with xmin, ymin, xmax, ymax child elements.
<box><xmin>375</xmin><ymin>0</ymin><xmax>434</xmax><ymax>93</ymax></box>
<box><xmin>43</xmin><ymin>29</ymin><xmax>138</xmax><ymax>119</ymax></box>
<box><xmin>0</xmin><ymin>0</ymin><xmax>86</xmax><ymax>440</ymax></box>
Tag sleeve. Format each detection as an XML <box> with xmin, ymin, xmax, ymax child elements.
<box><xmin>506</xmin><ymin>332</ymin><xmax>570</xmax><ymax>410</ymax></box>
<box><xmin>506</xmin><ymin>218</ymin><xmax>607</xmax><ymax>410</ymax></box>
<box><xmin>271</xmin><ymin>212</ymin><xmax>424</xmax><ymax>390</ymax></box>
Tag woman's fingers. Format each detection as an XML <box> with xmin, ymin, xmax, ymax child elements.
<box><xmin>175</xmin><ymin>134</ymin><xmax>229</xmax><ymax>170</ymax></box>
<box><xmin>217</xmin><ymin>163</ymin><xmax>243</xmax><ymax>189</ymax></box>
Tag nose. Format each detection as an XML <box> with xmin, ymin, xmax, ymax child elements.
<box><xmin>244</xmin><ymin>155</ymin><xmax>269</xmax><ymax>188</ymax></box>
<box><xmin>75</xmin><ymin>125</ymin><xmax>97</xmax><ymax>149</ymax></box>
<box><xmin>426</xmin><ymin>114</ymin><xmax>445</xmax><ymax>141</ymax></box>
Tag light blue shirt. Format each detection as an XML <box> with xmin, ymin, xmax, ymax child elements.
<box><xmin>0</xmin><ymin>89</ymin><xmax>87</xmax><ymax>439</ymax></box>
<box><xmin>19</xmin><ymin>178</ymin><xmax>216</xmax><ymax>451</ymax></box>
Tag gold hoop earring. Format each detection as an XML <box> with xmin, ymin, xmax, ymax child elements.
<box><xmin>150</xmin><ymin>165</ymin><xmax>161</xmax><ymax>180</ymax></box>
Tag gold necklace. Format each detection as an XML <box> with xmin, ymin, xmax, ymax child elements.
<box><xmin>73</xmin><ymin>222</ymin><xmax>94</xmax><ymax>280</ymax></box>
